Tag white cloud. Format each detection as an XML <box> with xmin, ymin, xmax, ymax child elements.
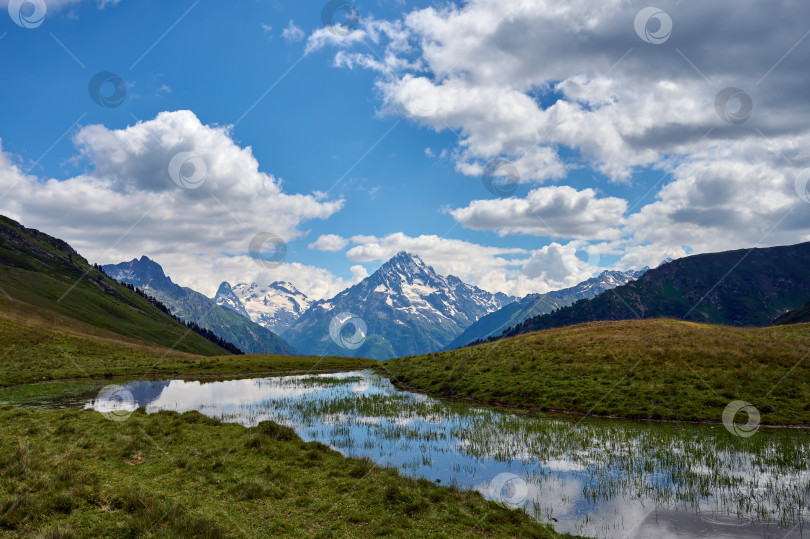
<box><xmin>281</xmin><ymin>20</ymin><xmax>305</xmax><ymax>43</ymax></box>
<box><xmin>307</xmin><ymin>0</ymin><xmax>810</xmax><ymax>284</ymax></box>
<box><xmin>309</xmin><ymin>234</ymin><xmax>349</xmax><ymax>252</ymax></box>
<box><xmin>0</xmin><ymin>111</ymin><xmax>345</xmax><ymax>299</ymax></box>
<box><xmin>449</xmin><ymin>186</ymin><xmax>627</xmax><ymax>240</ymax></box>
<box><xmin>521</xmin><ymin>242</ymin><xmax>599</xmax><ymax>291</ymax></box>
<box><xmin>306</xmin><ymin>25</ymin><xmax>367</xmax><ymax>55</ymax></box>
<box><xmin>349</xmin><ymin>264</ymin><xmax>368</xmax><ymax>282</ymax></box>
<box><xmin>261</xmin><ymin>23</ymin><xmax>272</xmax><ymax>39</ymax></box>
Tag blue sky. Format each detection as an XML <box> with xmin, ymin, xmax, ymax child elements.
<box><xmin>1</xmin><ymin>0</ymin><xmax>808</xmax><ymax>299</ymax></box>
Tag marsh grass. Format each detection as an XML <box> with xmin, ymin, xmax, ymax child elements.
<box><xmin>0</xmin><ymin>406</ymin><xmax>560</xmax><ymax>538</ymax></box>
<box><xmin>204</xmin><ymin>372</ymin><xmax>810</xmax><ymax>534</ymax></box>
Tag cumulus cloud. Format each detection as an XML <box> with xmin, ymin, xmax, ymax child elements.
<box><xmin>449</xmin><ymin>186</ymin><xmax>627</xmax><ymax>239</ymax></box>
<box><xmin>309</xmin><ymin>234</ymin><xmax>349</xmax><ymax>251</ymax></box>
<box><xmin>0</xmin><ymin>111</ymin><xmax>344</xmax><ymax>299</ymax></box>
<box><xmin>521</xmin><ymin>242</ymin><xmax>600</xmax><ymax>291</ymax></box>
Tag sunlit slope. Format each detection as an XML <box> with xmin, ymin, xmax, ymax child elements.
<box><xmin>0</xmin><ymin>295</ymin><xmax>375</xmax><ymax>386</ymax></box>
<box><xmin>379</xmin><ymin>319</ymin><xmax>810</xmax><ymax>425</ymax></box>
<box><xmin>0</xmin><ymin>215</ymin><xmax>226</xmax><ymax>356</ymax></box>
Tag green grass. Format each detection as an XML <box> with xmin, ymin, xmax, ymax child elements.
<box><xmin>377</xmin><ymin>319</ymin><xmax>810</xmax><ymax>425</ymax></box>
<box><xmin>0</xmin><ymin>407</ymin><xmax>562</xmax><ymax>538</ymax></box>
<box><xmin>0</xmin><ymin>215</ymin><xmax>228</xmax><ymax>356</ymax></box>
<box><xmin>0</xmin><ymin>295</ymin><xmax>376</xmax><ymax>387</ymax></box>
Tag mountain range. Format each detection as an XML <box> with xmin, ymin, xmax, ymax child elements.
<box><xmin>446</xmin><ymin>268</ymin><xmax>648</xmax><ymax>349</ymax></box>
<box><xmin>501</xmin><ymin>242</ymin><xmax>810</xmax><ymax>339</ymax></box>
<box><xmin>214</xmin><ymin>280</ymin><xmax>312</xmax><ymax>334</ymax></box>
<box><xmin>103</xmin><ymin>257</ymin><xmax>296</xmax><ymax>356</ymax></box>
<box><xmin>104</xmin><ymin>252</ymin><xmax>516</xmax><ymax>360</ymax></box>
<box><xmin>4</xmin><ymin>211</ymin><xmax>810</xmax><ymax>365</ymax></box>
<box><xmin>280</xmin><ymin>252</ymin><xmax>515</xmax><ymax>359</ymax></box>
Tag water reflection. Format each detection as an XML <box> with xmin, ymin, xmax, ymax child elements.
<box><xmin>83</xmin><ymin>371</ymin><xmax>809</xmax><ymax>538</ymax></box>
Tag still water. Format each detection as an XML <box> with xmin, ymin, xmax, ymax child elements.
<box><xmin>75</xmin><ymin>370</ymin><xmax>810</xmax><ymax>538</ymax></box>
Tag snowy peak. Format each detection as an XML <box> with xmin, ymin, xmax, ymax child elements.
<box><xmin>214</xmin><ymin>281</ymin><xmax>250</xmax><ymax>319</ymax></box>
<box><xmin>213</xmin><ymin>280</ymin><xmax>313</xmax><ymax>334</ymax></box>
<box><xmin>286</xmin><ymin>252</ymin><xmax>516</xmax><ymax>359</ymax></box>
<box><xmin>356</xmin><ymin>252</ymin><xmax>514</xmax><ymax>319</ymax></box>
<box><xmin>380</xmin><ymin>251</ymin><xmax>431</xmax><ymax>275</ymax></box>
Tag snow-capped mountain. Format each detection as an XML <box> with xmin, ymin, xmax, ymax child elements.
<box><xmin>213</xmin><ymin>282</ymin><xmax>250</xmax><ymax>319</ymax></box>
<box><xmin>283</xmin><ymin>252</ymin><xmax>515</xmax><ymax>360</ymax></box>
<box><xmin>102</xmin><ymin>256</ymin><xmax>297</xmax><ymax>355</ymax></box>
<box><xmin>446</xmin><ymin>267</ymin><xmax>649</xmax><ymax>349</ymax></box>
<box><xmin>214</xmin><ymin>280</ymin><xmax>313</xmax><ymax>334</ymax></box>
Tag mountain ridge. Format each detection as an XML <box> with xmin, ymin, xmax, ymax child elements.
<box><xmin>446</xmin><ymin>267</ymin><xmax>648</xmax><ymax>349</ymax></box>
<box><xmin>103</xmin><ymin>257</ymin><xmax>297</xmax><ymax>356</ymax></box>
<box><xmin>500</xmin><ymin>241</ymin><xmax>810</xmax><ymax>339</ymax></box>
<box><xmin>283</xmin><ymin>251</ymin><xmax>515</xmax><ymax>360</ymax></box>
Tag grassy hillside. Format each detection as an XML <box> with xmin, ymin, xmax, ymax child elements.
<box><xmin>505</xmin><ymin>242</ymin><xmax>810</xmax><ymax>338</ymax></box>
<box><xmin>379</xmin><ymin>319</ymin><xmax>810</xmax><ymax>425</ymax></box>
<box><xmin>0</xmin><ymin>295</ymin><xmax>375</xmax><ymax>386</ymax></box>
<box><xmin>0</xmin><ymin>215</ymin><xmax>227</xmax><ymax>356</ymax></box>
<box><xmin>774</xmin><ymin>301</ymin><xmax>810</xmax><ymax>325</ymax></box>
<box><xmin>0</xmin><ymin>408</ymin><xmax>561</xmax><ymax>538</ymax></box>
